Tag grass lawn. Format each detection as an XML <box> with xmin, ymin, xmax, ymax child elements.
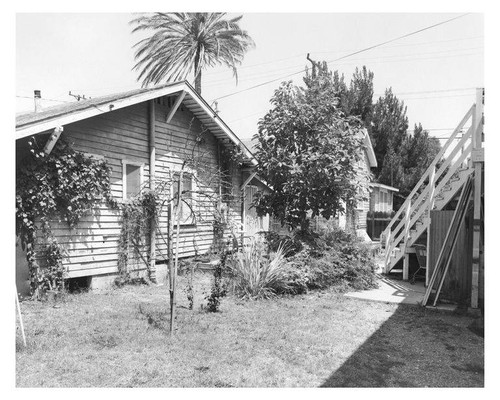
<box><xmin>15</xmin><ymin>271</ymin><xmax>484</xmax><ymax>388</ymax></box>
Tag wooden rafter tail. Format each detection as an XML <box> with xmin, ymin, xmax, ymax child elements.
<box><xmin>43</xmin><ymin>126</ymin><xmax>64</xmax><ymax>155</ymax></box>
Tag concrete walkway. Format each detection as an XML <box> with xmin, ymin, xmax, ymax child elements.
<box><xmin>345</xmin><ymin>275</ymin><xmax>426</xmax><ymax>305</ymax></box>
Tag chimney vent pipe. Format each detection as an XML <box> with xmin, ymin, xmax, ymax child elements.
<box><xmin>34</xmin><ymin>90</ymin><xmax>41</xmax><ymax>112</ymax></box>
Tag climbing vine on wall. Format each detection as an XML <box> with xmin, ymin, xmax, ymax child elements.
<box><xmin>117</xmin><ymin>189</ymin><xmax>159</xmax><ymax>282</ymax></box>
<box><xmin>16</xmin><ymin>137</ymin><xmax>117</xmax><ymax>296</ymax></box>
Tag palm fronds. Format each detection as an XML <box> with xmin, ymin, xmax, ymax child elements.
<box><xmin>130</xmin><ymin>12</ymin><xmax>255</xmax><ymax>91</ymax></box>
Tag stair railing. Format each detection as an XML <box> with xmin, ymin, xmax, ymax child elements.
<box><xmin>388</xmin><ymin>137</ymin><xmax>473</xmax><ymax>257</ymax></box>
<box><xmin>382</xmin><ymin>104</ymin><xmax>475</xmax><ymax>271</ymax></box>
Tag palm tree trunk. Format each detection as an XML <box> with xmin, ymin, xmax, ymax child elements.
<box><xmin>195</xmin><ymin>71</ymin><xmax>202</xmax><ymax>94</ymax></box>
<box><xmin>194</xmin><ymin>51</ymin><xmax>202</xmax><ymax>94</ymax></box>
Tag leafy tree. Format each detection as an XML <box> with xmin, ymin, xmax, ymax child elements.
<box><xmin>348</xmin><ymin>66</ymin><xmax>374</xmax><ymax>127</ymax></box>
<box><xmin>130</xmin><ymin>13</ymin><xmax>255</xmax><ymax>93</ymax></box>
<box><xmin>370</xmin><ymin>87</ymin><xmax>409</xmax><ymax>184</ymax></box>
<box><xmin>400</xmin><ymin>123</ymin><xmax>441</xmax><ymax>197</ymax></box>
<box><xmin>307</xmin><ymin>66</ymin><xmax>441</xmax><ymax>207</ymax></box>
<box><xmin>253</xmin><ymin>63</ymin><xmax>370</xmax><ymax>232</ymax></box>
<box><xmin>332</xmin><ymin>70</ymin><xmax>350</xmax><ymax>115</ymax></box>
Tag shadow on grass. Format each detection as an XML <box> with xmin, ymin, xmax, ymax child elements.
<box><xmin>320</xmin><ymin>303</ymin><xmax>484</xmax><ymax>388</ymax></box>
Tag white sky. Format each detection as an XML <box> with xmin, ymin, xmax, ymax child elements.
<box><xmin>16</xmin><ymin>11</ymin><xmax>484</xmax><ymax>143</ymax></box>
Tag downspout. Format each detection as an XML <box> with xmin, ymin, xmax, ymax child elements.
<box><xmin>149</xmin><ymin>99</ymin><xmax>157</xmax><ymax>283</ymax></box>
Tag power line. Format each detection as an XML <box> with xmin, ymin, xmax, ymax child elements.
<box><xmin>225</xmin><ymin>91</ymin><xmax>477</xmax><ymax>125</ymax></box>
<box><xmin>210</xmin><ymin>48</ymin><xmax>480</xmax><ymax>93</ymax></box>
<box><xmin>212</xmin><ymin>13</ymin><xmax>470</xmax><ymax>102</ymax></box>
<box><xmin>400</xmin><ymin>93</ymin><xmax>474</xmax><ymax>101</ymax></box>
<box><xmin>204</xmin><ymin>47</ymin><xmax>482</xmax><ymax>88</ymax></box>
<box><xmin>312</xmin><ymin>35</ymin><xmax>483</xmax><ymax>54</ymax></box>
<box><xmin>204</xmin><ymin>36</ymin><xmax>483</xmax><ymax>81</ymax></box>
<box><xmin>374</xmin><ymin>87</ymin><xmax>476</xmax><ymax>97</ymax></box>
<box><xmin>16</xmin><ymin>95</ymin><xmax>73</xmax><ymax>104</ymax></box>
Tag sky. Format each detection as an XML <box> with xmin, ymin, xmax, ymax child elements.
<box><xmin>15</xmin><ymin>12</ymin><xmax>484</xmax><ymax>144</ymax></box>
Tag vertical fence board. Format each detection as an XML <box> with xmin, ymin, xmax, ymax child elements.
<box><xmin>428</xmin><ymin>209</ymin><xmax>472</xmax><ymax>303</ymax></box>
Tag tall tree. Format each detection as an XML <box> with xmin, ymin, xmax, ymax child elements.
<box><xmin>253</xmin><ymin>62</ymin><xmax>369</xmax><ymax>231</ymax></box>
<box><xmin>130</xmin><ymin>13</ymin><xmax>255</xmax><ymax>93</ymax></box>
<box><xmin>400</xmin><ymin>123</ymin><xmax>441</xmax><ymax>196</ymax></box>
<box><xmin>370</xmin><ymin>87</ymin><xmax>409</xmax><ymax>181</ymax></box>
<box><xmin>348</xmin><ymin>66</ymin><xmax>374</xmax><ymax>128</ymax></box>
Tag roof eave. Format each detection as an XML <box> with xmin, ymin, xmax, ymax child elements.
<box><xmin>16</xmin><ymin>81</ymin><xmax>257</xmax><ymax>167</ymax></box>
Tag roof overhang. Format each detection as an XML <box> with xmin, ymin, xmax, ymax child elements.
<box><xmin>369</xmin><ymin>182</ymin><xmax>399</xmax><ymax>192</ymax></box>
<box><xmin>16</xmin><ymin>81</ymin><xmax>257</xmax><ymax>167</ymax></box>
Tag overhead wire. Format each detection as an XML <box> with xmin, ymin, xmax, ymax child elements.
<box><xmin>203</xmin><ymin>46</ymin><xmax>482</xmax><ymax>88</ymax></box>
<box><xmin>211</xmin><ymin>13</ymin><xmax>471</xmax><ymax>102</ymax></box>
<box><xmin>16</xmin><ymin>95</ymin><xmax>73</xmax><ymax>104</ymax></box>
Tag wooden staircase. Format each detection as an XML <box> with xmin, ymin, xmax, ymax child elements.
<box><xmin>382</xmin><ymin>98</ymin><xmax>483</xmax><ymax>281</ymax></box>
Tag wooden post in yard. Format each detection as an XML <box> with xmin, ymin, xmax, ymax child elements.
<box><xmin>16</xmin><ymin>287</ymin><xmax>27</xmax><ymax>347</ymax></box>
<box><xmin>170</xmin><ymin>170</ymin><xmax>184</xmax><ymax>335</ymax></box>
<box><xmin>426</xmin><ymin>166</ymin><xmax>437</xmax><ymax>286</ymax></box>
<box><xmin>149</xmin><ymin>100</ymin><xmax>157</xmax><ymax>283</ymax></box>
<box><xmin>402</xmin><ymin>200</ymin><xmax>411</xmax><ymax>281</ymax></box>
<box><xmin>470</xmin><ymin>88</ymin><xmax>484</xmax><ymax>310</ymax></box>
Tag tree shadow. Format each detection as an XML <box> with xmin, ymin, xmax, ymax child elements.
<box><xmin>320</xmin><ymin>303</ymin><xmax>484</xmax><ymax>388</ymax></box>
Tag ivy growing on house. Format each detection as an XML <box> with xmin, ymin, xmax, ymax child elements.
<box><xmin>117</xmin><ymin>189</ymin><xmax>159</xmax><ymax>283</ymax></box>
<box><xmin>16</xmin><ymin>137</ymin><xmax>117</xmax><ymax>296</ymax></box>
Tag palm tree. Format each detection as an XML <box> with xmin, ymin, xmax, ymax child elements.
<box><xmin>130</xmin><ymin>13</ymin><xmax>255</xmax><ymax>94</ymax></box>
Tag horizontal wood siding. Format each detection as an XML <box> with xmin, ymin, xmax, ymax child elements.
<box><xmin>153</xmin><ymin>101</ymin><xmax>242</xmax><ymax>260</ymax></box>
<box><xmin>32</xmin><ymin>99</ymin><xmax>244</xmax><ymax>279</ymax></box>
<box><xmin>354</xmin><ymin>152</ymin><xmax>371</xmax><ymax>230</ymax></box>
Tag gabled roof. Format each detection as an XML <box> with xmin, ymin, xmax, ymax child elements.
<box><xmin>16</xmin><ymin>81</ymin><xmax>257</xmax><ymax>167</ymax></box>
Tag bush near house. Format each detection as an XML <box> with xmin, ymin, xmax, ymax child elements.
<box><xmin>229</xmin><ymin>227</ymin><xmax>378</xmax><ymax>299</ymax></box>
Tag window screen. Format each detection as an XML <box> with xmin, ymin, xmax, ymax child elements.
<box><xmin>125</xmin><ymin>164</ymin><xmax>141</xmax><ymax>199</ymax></box>
<box><xmin>173</xmin><ymin>173</ymin><xmax>194</xmax><ymax>224</ymax></box>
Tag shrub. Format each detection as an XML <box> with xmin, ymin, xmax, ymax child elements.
<box><xmin>287</xmin><ymin>226</ymin><xmax>379</xmax><ymax>292</ymax></box>
<box><xmin>206</xmin><ymin>250</ymin><xmax>230</xmax><ymax>312</ymax></box>
<box><xmin>260</xmin><ymin>231</ymin><xmax>303</xmax><ymax>257</ymax></box>
<box><xmin>229</xmin><ymin>240</ymin><xmax>291</xmax><ymax>299</ymax></box>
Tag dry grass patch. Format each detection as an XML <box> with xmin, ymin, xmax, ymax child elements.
<box><xmin>16</xmin><ymin>272</ymin><xmax>483</xmax><ymax>387</ymax></box>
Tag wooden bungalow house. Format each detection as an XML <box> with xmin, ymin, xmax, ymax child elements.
<box><xmin>16</xmin><ymin>81</ymin><xmax>268</xmax><ymax>292</ymax></box>
<box><xmin>366</xmin><ymin>182</ymin><xmax>399</xmax><ymax>240</ymax></box>
<box><xmin>321</xmin><ymin>128</ymin><xmax>378</xmax><ymax>239</ymax></box>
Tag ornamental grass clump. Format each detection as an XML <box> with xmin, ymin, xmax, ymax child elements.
<box><xmin>230</xmin><ymin>240</ymin><xmax>291</xmax><ymax>299</ymax></box>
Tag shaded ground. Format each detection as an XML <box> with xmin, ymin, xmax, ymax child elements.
<box><xmin>16</xmin><ymin>272</ymin><xmax>483</xmax><ymax>387</ymax></box>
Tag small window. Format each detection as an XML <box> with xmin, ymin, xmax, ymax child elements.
<box><xmin>172</xmin><ymin>172</ymin><xmax>195</xmax><ymax>225</ymax></box>
<box><xmin>122</xmin><ymin>161</ymin><xmax>143</xmax><ymax>200</ymax></box>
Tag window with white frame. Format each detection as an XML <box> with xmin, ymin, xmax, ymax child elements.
<box><xmin>122</xmin><ymin>160</ymin><xmax>143</xmax><ymax>200</ymax></box>
<box><xmin>172</xmin><ymin>172</ymin><xmax>195</xmax><ymax>225</ymax></box>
